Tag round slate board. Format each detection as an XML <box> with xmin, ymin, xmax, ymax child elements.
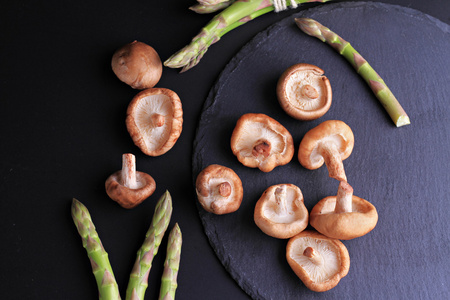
<box><xmin>192</xmin><ymin>2</ymin><xmax>450</xmax><ymax>299</ymax></box>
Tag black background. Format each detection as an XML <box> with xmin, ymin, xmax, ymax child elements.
<box><xmin>1</xmin><ymin>1</ymin><xmax>449</xmax><ymax>299</ymax></box>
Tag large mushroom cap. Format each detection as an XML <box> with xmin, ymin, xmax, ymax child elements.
<box><xmin>195</xmin><ymin>164</ymin><xmax>243</xmax><ymax>215</ymax></box>
<box><xmin>105</xmin><ymin>153</ymin><xmax>156</xmax><ymax>209</ymax></box>
<box><xmin>277</xmin><ymin>63</ymin><xmax>332</xmax><ymax>120</ymax></box>
<box><xmin>310</xmin><ymin>181</ymin><xmax>378</xmax><ymax>240</ymax></box>
<box><xmin>111</xmin><ymin>40</ymin><xmax>162</xmax><ymax>90</ymax></box>
<box><xmin>254</xmin><ymin>184</ymin><xmax>309</xmax><ymax>239</ymax></box>
<box><xmin>230</xmin><ymin>113</ymin><xmax>294</xmax><ymax>172</ymax></box>
<box><xmin>126</xmin><ymin>88</ymin><xmax>183</xmax><ymax>157</ymax></box>
<box><xmin>298</xmin><ymin>120</ymin><xmax>354</xmax><ymax>181</ymax></box>
<box><xmin>286</xmin><ymin>230</ymin><xmax>350</xmax><ymax>292</ymax></box>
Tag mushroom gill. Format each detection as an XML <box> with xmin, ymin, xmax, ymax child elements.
<box><xmin>234</xmin><ymin>122</ymin><xmax>287</xmax><ymax>160</ymax></box>
<box><xmin>134</xmin><ymin>93</ymin><xmax>173</xmax><ymax>152</ymax></box>
<box><xmin>289</xmin><ymin>237</ymin><xmax>340</xmax><ymax>283</ymax></box>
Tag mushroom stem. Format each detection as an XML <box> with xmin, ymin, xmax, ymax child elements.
<box><xmin>151</xmin><ymin>113</ymin><xmax>165</xmax><ymax>127</ymax></box>
<box><xmin>275</xmin><ymin>185</ymin><xmax>288</xmax><ymax>215</ymax></box>
<box><xmin>335</xmin><ymin>181</ymin><xmax>353</xmax><ymax>213</ymax></box>
<box><xmin>303</xmin><ymin>247</ymin><xmax>323</xmax><ymax>266</ymax></box>
<box><xmin>300</xmin><ymin>84</ymin><xmax>319</xmax><ymax>99</ymax></box>
<box><xmin>218</xmin><ymin>182</ymin><xmax>232</xmax><ymax>197</ymax></box>
<box><xmin>318</xmin><ymin>141</ymin><xmax>347</xmax><ymax>182</ymax></box>
<box><xmin>252</xmin><ymin>139</ymin><xmax>271</xmax><ymax>159</ymax></box>
<box><xmin>122</xmin><ymin>153</ymin><xmax>138</xmax><ymax>189</ymax></box>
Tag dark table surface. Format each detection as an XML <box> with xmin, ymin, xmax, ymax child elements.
<box><xmin>1</xmin><ymin>1</ymin><xmax>449</xmax><ymax>299</ymax></box>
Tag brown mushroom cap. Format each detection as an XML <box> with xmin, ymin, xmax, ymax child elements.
<box><xmin>196</xmin><ymin>164</ymin><xmax>243</xmax><ymax>215</ymax></box>
<box><xmin>230</xmin><ymin>113</ymin><xmax>294</xmax><ymax>172</ymax></box>
<box><xmin>298</xmin><ymin>120</ymin><xmax>354</xmax><ymax>181</ymax></box>
<box><xmin>277</xmin><ymin>63</ymin><xmax>332</xmax><ymax>121</ymax></box>
<box><xmin>111</xmin><ymin>40</ymin><xmax>162</xmax><ymax>90</ymax></box>
<box><xmin>126</xmin><ymin>88</ymin><xmax>183</xmax><ymax>157</ymax></box>
<box><xmin>254</xmin><ymin>184</ymin><xmax>309</xmax><ymax>239</ymax></box>
<box><xmin>286</xmin><ymin>230</ymin><xmax>350</xmax><ymax>292</ymax></box>
<box><xmin>310</xmin><ymin>181</ymin><xmax>378</xmax><ymax>240</ymax></box>
<box><xmin>105</xmin><ymin>153</ymin><xmax>156</xmax><ymax>209</ymax></box>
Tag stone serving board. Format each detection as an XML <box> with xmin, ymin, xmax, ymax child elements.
<box><xmin>192</xmin><ymin>2</ymin><xmax>450</xmax><ymax>299</ymax></box>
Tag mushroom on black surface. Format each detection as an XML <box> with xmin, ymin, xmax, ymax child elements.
<box><xmin>231</xmin><ymin>113</ymin><xmax>294</xmax><ymax>172</ymax></box>
<box><xmin>298</xmin><ymin>120</ymin><xmax>354</xmax><ymax>182</ymax></box>
<box><xmin>277</xmin><ymin>63</ymin><xmax>332</xmax><ymax>121</ymax></box>
<box><xmin>105</xmin><ymin>153</ymin><xmax>156</xmax><ymax>209</ymax></box>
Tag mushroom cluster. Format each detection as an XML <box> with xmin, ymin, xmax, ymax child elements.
<box><xmin>193</xmin><ymin>63</ymin><xmax>379</xmax><ymax>293</ymax></box>
<box><xmin>288</xmin><ymin>118</ymin><xmax>376</xmax><ymax>291</ymax></box>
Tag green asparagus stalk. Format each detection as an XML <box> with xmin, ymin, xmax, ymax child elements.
<box><xmin>71</xmin><ymin>198</ymin><xmax>121</xmax><ymax>300</ymax></box>
<box><xmin>164</xmin><ymin>0</ymin><xmax>332</xmax><ymax>72</ymax></box>
<box><xmin>190</xmin><ymin>1</ymin><xmax>235</xmax><ymax>14</ymax></box>
<box><xmin>198</xmin><ymin>0</ymin><xmax>231</xmax><ymax>5</ymax></box>
<box><xmin>295</xmin><ymin>18</ymin><xmax>410</xmax><ymax>127</ymax></box>
<box><xmin>158</xmin><ymin>223</ymin><xmax>182</xmax><ymax>300</ymax></box>
<box><xmin>125</xmin><ymin>190</ymin><xmax>173</xmax><ymax>300</ymax></box>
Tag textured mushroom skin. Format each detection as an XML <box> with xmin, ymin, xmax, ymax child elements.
<box><xmin>277</xmin><ymin>63</ymin><xmax>332</xmax><ymax>121</ymax></box>
<box><xmin>310</xmin><ymin>195</ymin><xmax>378</xmax><ymax>240</ymax></box>
<box><xmin>126</xmin><ymin>88</ymin><xmax>183</xmax><ymax>157</ymax></box>
<box><xmin>105</xmin><ymin>171</ymin><xmax>156</xmax><ymax>209</ymax></box>
<box><xmin>111</xmin><ymin>41</ymin><xmax>162</xmax><ymax>90</ymax></box>
<box><xmin>298</xmin><ymin>120</ymin><xmax>354</xmax><ymax>179</ymax></box>
<box><xmin>254</xmin><ymin>184</ymin><xmax>309</xmax><ymax>239</ymax></box>
<box><xmin>195</xmin><ymin>164</ymin><xmax>243</xmax><ymax>215</ymax></box>
<box><xmin>230</xmin><ymin>113</ymin><xmax>294</xmax><ymax>172</ymax></box>
<box><xmin>286</xmin><ymin>230</ymin><xmax>350</xmax><ymax>292</ymax></box>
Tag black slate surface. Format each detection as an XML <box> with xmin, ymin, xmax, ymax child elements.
<box><xmin>192</xmin><ymin>2</ymin><xmax>450</xmax><ymax>299</ymax></box>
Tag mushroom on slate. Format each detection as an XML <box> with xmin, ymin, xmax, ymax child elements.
<box><xmin>230</xmin><ymin>113</ymin><xmax>294</xmax><ymax>172</ymax></box>
<box><xmin>254</xmin><ymin>184</ymin><xmax>308</xmax><ymax>239</ymax></box>
<box><xmin>277</xmin><ymin>63</ymin><xmax>332</xmax><ymax>120</ymax></box>
<box><xmin>196</xmin><ymin>164</ymin><xmax>243</xmax><ymax>215</ymax></box>
<box><xmin>126</xmin><ymin>88</ymin><xmax>183</xmax><ymax>157</ymax></box>
<box><xmin>105</xmin><ymin>153</ymin><xmax>156</xmax><ymax>209</ymax></box>
<box><xmin>286</xmin><ymin>230</ymin><xmax>350</xmax><ymax>292</ymax></box>
<box><xmin>298</xmin><ymin>120</ymin><xmax>354</xmax><ymax>182</ymax></box>
<box><xmin>310</xmin><ymin>181</ymin><xmax>378</xmax><ymax>240</ymax></box>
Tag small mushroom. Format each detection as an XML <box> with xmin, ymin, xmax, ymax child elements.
<box><xmin>254</xmin><ymin>184</ymin><xmax>308</xmax><ymax>239</ymax></box>
<box><xmin>286</xmin><ymin>230</ymin><xmax>350</xmax><ymax>292</ymax></box>
<box><xmin>126</xmin><ymin>88</ymin><xmax>183</xmax><ymax>157</ymax></box>
<box><xmin>230</xmin><ymin>113</ymin><xmax>294</xmax><ymax>172</ymax></box>
<box><xmin>111</xmin><ymin>40</ymin><xmax>162</xmax><ymax>90</ymax></box>
<box><xmin>196</xmin><ymin>164</ymin><xmax>243</xmax><ymax>215</ymax></box>
<box><xmin>298</xmin><ymin>120</ymin><xmax>354</xmax><ymax>182</ymax></box>
<box><xmin>277</xmin><ymin>63</ymin><xmax>332</xmax><ymax>121</ymax></box>
<box><xmin>105</xmin><ymin>153</ymin><xmax>156</xmax><ymax>209</ymax></box>
<box><xmin>310</xmin><ymin>181</ymin><xmax>378</xmax><ymax>240</ymax></box>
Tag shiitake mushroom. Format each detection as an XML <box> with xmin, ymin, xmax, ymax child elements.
<box><xmin>111</xmin><ymin>40</ymin><xmax>162</xmax><ymax>89</ymax></box>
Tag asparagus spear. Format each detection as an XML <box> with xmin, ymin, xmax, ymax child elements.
<box><xmin>197</xmin><ymin>0</ymin><xmax>231</xmax><ymax>5</ymax></box>
<box><xmin>190</xmin><ymin>1</ymin><xmax>235</xmax><ymax>14</ymax></box>
<box><xmin>71</xmin><ymin>198</ymin><xmax>121</xmax><ymax>300</ymax></box>
<box><xmin>295</xmin><ymin>18</ymin><xmax>410</xmax><ymax>127</ymax></box>
<box><xmin>125</xmin><ymin>190</ymin><xmax>173</xmax><ymax>300</ymax></box>
<box><xmin>158</xmin><ymin>223</ymin><xmax>182</xmax><ymax>300</ymax></box>
<box><xmin>164</xmin><ymin>0</ymin><xmax>332</xmax><ymax>72</ymax></box>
